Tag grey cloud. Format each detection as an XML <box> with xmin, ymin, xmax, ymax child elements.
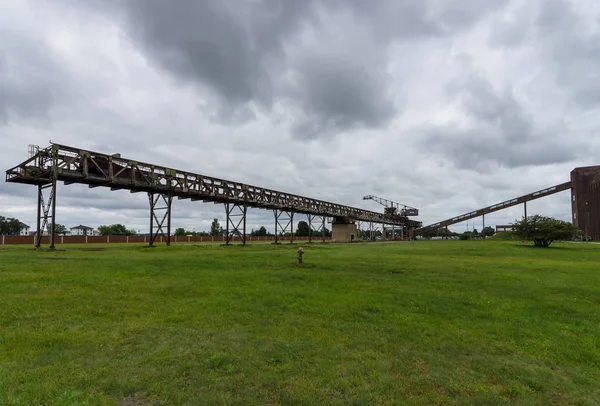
<box><xmin>72</xmin><ymin>0</ymin><xmax>510</xmax><ymax>138</ymax></box>
<box><xmin>124</xmin><ymin>1</ymin><xmax>271</xmax><ymax>107</ymax></box>
<box><xmin>535</xmin><ymin>0</ymin><xmax>600</xmax><ymax>109</ymax></box>
<box><xmin>451</xmin><ymin>72</ymin><xmax>533</xmax><ymax>142</ymax></box>
<box><xmin>423</xmin><ymin>126</ymin><xmax>574</xmax><ymax>170</ymax></box>
<box><xmin>419</xmin><ymin>66</ymin><xmax>575</xmax><ymax>170</ymax></box>
<box><xmin>341</xmin><ymin>1</ymin><xmax>441</xmax><ymax>39</ymax></box>
<box><xmin>489</xmin><ymin>0</ymin><xmax>600</xmax><ymax>109</ymax></box>
<box><xmin>289</xmin><ymin>49</ymin><xmax>396</xmax><ymax>139</ymax></box>
<box><xmin>430</xmin><ymin>0</ymin><xmax>511</xmax><ymax>32</ymax></box>
<box><xmin>0</xmin><ymin>38</ymin><xmax>66</xmax><ymax>123</ymax></box>
<box><xmin>536</xmin><ymin>0</ymin><xmax>600</xmax><ymax>106</ymax></box>
<box><xmin>117</xmin><ymin>0</ymin><xmax>316</xmax><ymax>110</ymax></box>
<box><xmin>487</xmin><ymin>4</ymin><xmax>534</xmax><ymax>49</ymax></box>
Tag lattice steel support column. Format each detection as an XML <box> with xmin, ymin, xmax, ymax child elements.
<box><xmin>148</xmin><ymin>192</ymin><xmax>173</xmax><ymax>247</ymax></box>
<box><xmin>273</xmin><ymin>209</ymin><xmax>294</xmax><ymax>244</ymax></box>
<box><xmin>224</xmin><ymin>203</ymin><xmax>247</xmax><ymax>246</ymax></box>
<box><xmin>482</xmin><ymin>214</ymin><xmax>486</xmax><ymax>239</ymax></box>
<box><xmin>308</xmin><ymin>214</ymin><xmax>326</xmax><ymax>243</ymax></box>
<box><xmin>35</xmin><ymin>179</ymin><xmax>57</xmax><ymax>249</ymax></box>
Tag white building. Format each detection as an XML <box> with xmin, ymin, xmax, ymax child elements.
<box><xmin>19</xmin><ymin>222</ymin><xmax>30</xmax><ymax>236</ymax></box>
<box><xmin>70</xmin><ymin>225</ymin><xmax>94</xmax><ymax>236</ymax></box>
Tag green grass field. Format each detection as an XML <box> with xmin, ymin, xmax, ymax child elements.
<box><xmin>1</xmin><ymin>240</ymin><xmax>599</xmax><ymax>405</ymax></box>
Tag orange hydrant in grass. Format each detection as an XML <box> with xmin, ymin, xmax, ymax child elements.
<box><xmin>297</xmin><ymin>247</ymin><xmax>304</xmax><ymax>264</ymax></box>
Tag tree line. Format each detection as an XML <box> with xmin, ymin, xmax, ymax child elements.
<box><xmin>0</xmin><ymin>216</ymin><xmax>22</xmax><ymax>235</ymax></box>
<box><xmin>0</xmin><ymin>216</ymin><xmax>67</xmax><ymax>235</ymax></box>
<box><xmin>174</xmin><ymin>219</ymin><xmax>332</xmax><ymax>237</ymax></box>
<box><xmin>3</xmin><ymin>214</ymin><xmax>582</xmax><ymax>246</ymax></box>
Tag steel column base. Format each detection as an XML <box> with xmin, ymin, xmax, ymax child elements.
<box><xmin>148</xmin><ymin>193</ymin><xmax>173</xmax><ymax>247</ymax></box>
<box><xmin>223</xmin><ymin>203</ymin><xmax>247</xmax><ymax>246</ymax></box>
<box><xmin>273</xmin><ymin>209</ymin><xmax>294</xmax><ymax>244</ymax></box>
<box><xmin>35</xmin><ymin>179</ymin><xmax>57</xmax><ymax>249</ymax></box>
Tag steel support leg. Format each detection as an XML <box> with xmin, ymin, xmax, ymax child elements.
<box><xmin>482</xmin><ymin>214</ymin><xmax>485</xmax><ymax>239</ymax></box>
<box><xmin>290</xmin><ymin>212</ymin><xmax>294</xmax><ymax>244</ymax></box>
<box><xmin>50</xmin><ymin>179</ymin><xmax>56</xmax><ymax>249</ymax></box>
<box><xmin>273</xmin><ymin>209</ymin><xmax>293</xmax><ymax>244</ymax></box>
<box><xmin>35</xmin><ymin>186</ymin><xmax>42</xmax><ymax>248</ymax></box>
<box><xmin>524</xmin><ymin>202</ymin><xmax>528</xmax><ymax>241</ymax></box>
<box><xmin>224</xmin><ymin>203</ymin><xmax>247</xmax><ymax>246</ymax></box>
<box><xmin>148</xmin><ymin>192</ymin><xmax>173</xmax><ymax>247</ymax></box>
<box><xmin>35</xmin><ymin>179</ymin><xmax>57</xmax><ymax>249</ymax></box>
<box><xmin>308</xmin><ymin>214</ymin><xmax>326</xmax><ymax>243</ymax></box>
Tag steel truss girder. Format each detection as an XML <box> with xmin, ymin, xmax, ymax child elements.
<box><xmin>308</xmin><ymin>214</ymin><xmax>326</xmax><ymax>243</ymax></box>
<box><xmin>6</xmin><ymin>143</ymin><xmax>422</xmax><ymax>228</ymax></box>
<box><xmin>224</xmin><ymin>203</ymin><xmax>247</xmax><ymax>245</ymax></box>
<box><xmin>273</xmin><ymin>209</ymin><xmax>294</xmax><ymax>244</ymax></box>
<box><xmin>36</xmin><ymin>179</ymin><xmax>57</xmax><ymax>249</ymax></box>
<box><xmin>149</xmin><ymin>192</ymin><xmax>173</xmax><ymax>247</ymax></box>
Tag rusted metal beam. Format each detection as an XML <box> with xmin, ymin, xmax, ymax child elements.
<box><xmin>7</xmin><ymin>143</ymin><xmax>422</xmax><ymax>228</ymax></box>
<box><xmin>416</xmin><ymin>181</ymin><xmax>573</xmax><ymax>235</ymax></box>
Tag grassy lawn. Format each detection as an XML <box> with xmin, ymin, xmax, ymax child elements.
<box><xmin>0</xmin><ymin>240</ymin><xmax>599</xmax><ymax>405</ymax></box>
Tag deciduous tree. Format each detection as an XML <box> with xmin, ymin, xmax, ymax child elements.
<box><xmin>512</xmin><ymin>215</ymin><xmax>580</xmax><ymax>247</ymax></box>
<box><xmin>295</xmin><ymin>221</ymin><xmax>310</xmax><ymax>236</ymax></box>
<box><xmin>210</xmin><ymin>219</ymin><xmax>222</xmax><ymax>236</ymax></box>
<box><xmin>483</xmin><ymin>226</ymin><xmax>495</xmax><ymax>237</ymax></box>
<box><xmin>0</xmin><ymin>216</ymin><xmax>21</xmax><ymax>235</ymax></box>
<box><xmin>98</xmin><ymin>224</ymin><xmax>137</xmax><ymax>236</ymax></box>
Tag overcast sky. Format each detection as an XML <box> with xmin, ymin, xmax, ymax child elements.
<box><xmin>1</xmin><ymin>0</ymin><xmax>599</xmax><ymax>234</ymax></box>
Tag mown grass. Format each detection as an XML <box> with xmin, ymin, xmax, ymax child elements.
<box><xmin>0</xmin><ymin>240</ymin><xmax>599</xmax><ymax>405</ymax></box>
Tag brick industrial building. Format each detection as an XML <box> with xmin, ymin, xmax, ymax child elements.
<box><xmin>571</xmin><ymin>166</ymin><xmax>600</xmax><ymax>240</ymax></box>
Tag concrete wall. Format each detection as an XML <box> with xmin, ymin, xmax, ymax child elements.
<box><xmin>332</xmin><ymin>223</ymin><xmax>357</xmax><ymax>242</ymax></box>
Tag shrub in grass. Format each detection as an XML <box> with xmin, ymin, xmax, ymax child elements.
<box><xmin>512</xmin><ymin>215</ymin><xmax>581</xmax><ymax>247</ymax></box>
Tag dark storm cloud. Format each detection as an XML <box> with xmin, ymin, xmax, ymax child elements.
<box><xmin>74</xmin><ymin>0</ymin><xmax>510</xmax><ymax>138</ymax></box>
<box><xmin>288</xmin><ymin>50</ymin><xmax>396</xmax><ymax>139</ymax></box>
<box><xmin>112</xmin><ymin>0</ymin><xmax>315</xmax><ymax>119</ymax></box>
<box><xmin>419</xmin><ymin>67</ymin><xmax>575</xmax><ymax>170</ymax></box>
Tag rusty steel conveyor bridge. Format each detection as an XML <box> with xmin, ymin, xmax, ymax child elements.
<box><xmin>415</xmin><ymin>181</ymin><xmax>573</xmax><ymax>236</ymax></box>
<box><xmin>6</xmin><ymin>143</ymin><xmax>422</xmax><ymax>248</ymax></box>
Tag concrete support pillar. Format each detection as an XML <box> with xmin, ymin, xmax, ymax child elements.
<box><xmin>332</xmin><ymin>222</ymin><xmax>358</xmax><ymax>242</ymax></box>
